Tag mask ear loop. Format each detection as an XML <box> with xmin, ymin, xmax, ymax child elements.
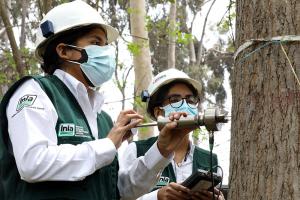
<box><xmin>65</xmin><ymin>44</ymin><xmax>88</xmax><ymax>63</ymax></box>
<box><xmin>64</xmin><ymin>44</ymin><xmax>96</xmax><ymax>88</ymax></box>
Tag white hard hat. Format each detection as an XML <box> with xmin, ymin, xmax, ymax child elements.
<box><xmin>148</xmin><ymin>68</ymin><xmax>202</xmax><ymax>97</ymax></box>
<box><xmin>35</xmin><ymin>0</ymin><xmax>119</xmax><ymax>61</ymax></box>
<box><xmin>146</xmin><ymin>68</ymin><xmax>202</xmax><ymax>119</ymax></box>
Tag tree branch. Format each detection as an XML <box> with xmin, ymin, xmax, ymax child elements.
<box><xmin>196</xmin><ymin>0</ymin><xmax>217</xmax><ymax>67</ymax></box>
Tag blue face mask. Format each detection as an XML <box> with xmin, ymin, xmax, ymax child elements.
<box><xmin>161</xmin><ymin>100</ymin><xmax>198</xmax><ymax>117</ymax></box>
<box><xmin>67</xmin><ymin>45</ymin><xmax>116</xmax><ymax>87</ymax></box>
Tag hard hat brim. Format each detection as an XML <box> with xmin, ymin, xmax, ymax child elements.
<box><xmin>150</xmin><ymin>77</ymin><xmax>202</xmax><ymax>98</ymax></box>
<box><xmin>35</xmin><ymin>23</ymin><xmax>119</xmax><ymax>61</ymax></box>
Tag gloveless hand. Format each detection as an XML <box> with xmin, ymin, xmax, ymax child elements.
<box><xmin>107</xmin><ymin>109</ymin><xmax>143</xmax><ymax>149</ymax></box>
<box><xmin>191</xmin><ymin>188</ymin><xmax>225</xmax><ymax>200</ymax></box>
<box><xmin>157</xmin><ymin>112</ymin><xmax>195</xmax><ymax>157</ymax></box>
<box><xmin>157</xmin><ymin>182</ymin><xmax>191</xmax><ymax>200</ymax></box>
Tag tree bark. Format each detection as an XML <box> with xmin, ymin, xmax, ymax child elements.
<box><xmin>129</xmin><ymin>0</ymin><xmax>153</xmax><ymax>140</ymax></box>
<box><xmin>229</xmin><ymin>0</ymin><xmax>300</xmax><ymax>199</ymax></box>
<box><xmin>0</xmin><ymin>0</ymin><xmax>24</xmax><ymax>77</ymax></box>
<box><xmin>168</xmin><ymin>0</ymin><xmax>176</xmax><ymax>69</ymax></box>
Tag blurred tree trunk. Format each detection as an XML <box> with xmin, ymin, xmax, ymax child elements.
<box><xmin>41</xmin><ymin>0</ymin><xmax>52</xmax><ymax>14</ymax></box>
<box><xmin>168</xmin><ymin>0</ymin><xmax>176</xmax><ymax>68</ymax></box>
<box><xmin>129</xmin><ymin>0</ymin><xmax>153</xmax><ymax>140</ymax></box>
<box><xmin>20</xmin><ymin>0</ymin><xmax>29</xmax><ymax>49</ymax></box>
<box><xmin>0</xmin><ymin>0</ymin><xmax>24</xmax><ymax>77</ymax></box>
<box><xmin>37</xmin><ymin>0</ymin><xmax>53</xmax><ymax>18</ymax></box>
<box><xmin>229</xmin><ymin>0</ymin><xmax>300</xmax><ymax>199</ymax></box>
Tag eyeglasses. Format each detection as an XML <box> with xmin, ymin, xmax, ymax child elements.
<box><xmin>164</xmin><ymin>94</ymin><xmax>199</xmax><ymax>109</ymax></box>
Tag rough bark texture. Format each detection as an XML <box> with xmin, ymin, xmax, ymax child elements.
<box><xmin>229</xmin><ymin>0</ymin><xmax>300</xmax><ymax>200</ymax></box>
<box><xmin>129</xmin><ymin>0</ymin><xmax>153</xmax><ymax>140</ymax></box>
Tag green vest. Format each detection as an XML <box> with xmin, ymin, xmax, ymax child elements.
<box><xmin>135</xmin><ymin>137</ymin><xmax>218</xmax><ymax>190</ymax></box>
<box><xmin>0</xmin><ymin>75</ymin><xmax>119</xmax><ymax>200</ymax></box>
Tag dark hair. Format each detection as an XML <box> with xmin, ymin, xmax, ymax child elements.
<box><xmin>41</xmin><ymin>25</ymin><xmax>106</xmax><ymax>74</ymax></box>
<box><xmin>147</xmin><ymin>80</ymin><xmax>198</xmax><ymax>119</ymax></box>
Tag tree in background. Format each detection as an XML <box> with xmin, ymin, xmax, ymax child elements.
<box><xmin>167</xmin><ymin>0</ymin><xmax>176</xmax><ymax>68</ymax></box>
<box><xmin>0</xmin><ymin>0</ymin><xmax>43</xmax><ymax>97</ymax></box>
<box><xmin>129</xmin><ymin>0</ymin><xmax>154</xmax><ymax>139</ymax></box>
<box><xmin>229</xmin><ymin>0</ymin><xmax>300</xmax><ymax>199</ymax></box>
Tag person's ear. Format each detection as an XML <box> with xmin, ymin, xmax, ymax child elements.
<box><xmin>154</xmin><ymin>106</ymin><xmax>164</xmax><ymax>118</ymax></box>
<box><xmin>56</xmin><ymin>43</ymin><xmax>73</xmax><ymax>60</ymax></box>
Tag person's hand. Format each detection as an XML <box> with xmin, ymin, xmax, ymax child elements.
<box><xmin>191</xmin><ymin>187</ymin><xmax>225</xmax><ymax>200</ymax></box>
<box><xmin>107</xmin><ymin>109</ymin><xmax>143</xmax><ymax>149</ymax></box>
<box><xmin>157</xmin><ymin>182</ymin><xmax>191</xmax><ymax>200</ymax></box>
<box><xmin>157</xmin><ymin>112</ymin><xmax>195</xmax><ymax>157</ymax></box>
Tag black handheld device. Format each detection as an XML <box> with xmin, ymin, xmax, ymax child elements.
<box><xmin>181</xmin><ymin>169</ymin><xmax>222</xmax><ymax>191</ymax></box>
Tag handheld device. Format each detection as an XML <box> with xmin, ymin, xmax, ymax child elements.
<box><xmin>181</xmin><ymin>169</ymin><xmax>222</xmax><ymax>191</ymax></box>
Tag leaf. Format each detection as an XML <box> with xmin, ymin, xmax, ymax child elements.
<box><xmin>127</xmin><ymin>42</ymin><xmax>141</xmax><ymax>56</ymax></box>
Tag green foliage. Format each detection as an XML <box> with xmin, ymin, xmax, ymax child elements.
<box><xmin>177</xmin><ymin>32</ymin><xmax>193</xmax><ymax>45</ymax></box>
<box><xmin>217</xmin><ymin>20</ymin><xmax>230</xmax><ymax>34</ymax></box>
<box><xmin>127</xmin><ymin>42</ymin><xmax>141</xmax><ymax>56</ymax></box>
<box><xmin>146</xmin><ymin>17</ymin><xmax>167</xmax><ymax>33</ymax></box>
<box><xmin>4</xmin><ymin>51</ymin><xmax>16</xmax><ymax>70</ymax></box>
<box><xmin>20</xmin><ymin>48</ymin><xmax>40</xmax><ymax>75</ymax></box>
<box><xmin>0</xmin><ymin>73</ymin><xmax>7</xmax><ymax>85</ymax></box>
<box><xmin>217</xmin><ymin>12</ymin><xmax>236</xmax><ymax>34</ymax></box>
<box><xmin>127</xmin><ymin>7</ymin><xmax>135</xmax><ymax>14</ymax></box>
<box><xmin>192</xmin><ymin>127</ymin><xmax>208</xmax><ymax>142</ymax></box>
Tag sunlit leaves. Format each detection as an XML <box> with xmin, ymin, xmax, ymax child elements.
<box><xmin>127</xmin><ymin>42</ymin><xmax>141</xmax><ymax>56</ymax></box>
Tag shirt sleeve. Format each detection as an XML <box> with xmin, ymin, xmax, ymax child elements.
<box><xmin>6</xmin><ymin>79</ymin><xmax>117</xmax><ymax>182</ymax></box>
<box><xmin>118</xmin><ymin>141</ymin><xmax>173</xmax><ymax>200</ymax></box>
<box><xmin>137</xmin><ymin>190</ymin><xmax>158</xmax><ymax>200</ymax></box>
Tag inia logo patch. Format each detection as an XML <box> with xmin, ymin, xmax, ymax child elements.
<box><xmin>157</xmin><ymin>176</ymin><xmax>170</xmax><ymax>187</ymax></box>
<box><xmin>16</xmin><ymin>95</ymin><xmax>37</xmax><ymax>112</ymax></box>
<box><xmin>58</xmin><ymin>123</ymin><xmax>75</xmax><ymax>136</ymax></box>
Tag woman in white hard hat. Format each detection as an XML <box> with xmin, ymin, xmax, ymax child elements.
<box><xmin>0</xmin><ymin>1</ymin><xmax>186</xmax><ymax>200</ymax></box>
<box><xmin>119</xmin><ymin>68</ymin><xmax>225</xmax><ymax>200</ymax></box>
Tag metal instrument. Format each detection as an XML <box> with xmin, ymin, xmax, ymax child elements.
<box><xmin>136</xmin><ymin>107</ymin><xmax>229</xmax><ymax>131</ymax></box>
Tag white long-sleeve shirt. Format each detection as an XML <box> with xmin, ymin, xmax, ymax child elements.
<box><xmin>6</xmin><ymin>69</ymin><xmax>171</xmax><ymax>199</ymax></box>
<box><xmin>120</xmin><ymin>141</ymin><xmax>195</xmax><ymax>200</ymax></box>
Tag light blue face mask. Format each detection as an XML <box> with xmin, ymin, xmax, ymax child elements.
<box><xmin>161</xmin><ymin>99</ymin><xmax>198</xmax><ymax>117</ymax></box>
<box><xmin>67</xmin><ymin>45</ymin><xmax>116</xmax><ymax>87</ymax></box>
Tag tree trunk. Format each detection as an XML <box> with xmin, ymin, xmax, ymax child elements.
<box><xmin>229</xmin><ymin>0</ymin><xmax>300</xmax><ymax>200</ymax></box>
<box><xmin>0</xmin><ymin>0</ymin><xmax>24</xmax><ymax>77</ymax></box>
<box><xmin>42</xmin><ymin>0</ymin><xmax>52</xmax><ymax>14</ymax></box>
<box><xmin>20</xmin><ymin>0</ymin><xmax>28</xmax><ymax>49</ymax></box>
<box><xmin>38</xmin><ymin>0</ymin><xmax>52</xmax><ymax>17</ymax></box>
<box><xmin>129</xmin><ymin>0</ymin><xmax>153</xmax><ymax>140</ymax></box>
<box><xmin>167</xmin><ymin>0</ymin><xmax>176</xmax><ymax>69</ymax></box>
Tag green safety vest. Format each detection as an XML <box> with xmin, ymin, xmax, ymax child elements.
<box><xmin>0</xmin><ymin>75</ymin><xmax>119</xmax><ymax>200</ymax></box>
<box><xmin>135</xmin><ymin>136</ymin><xmax>218</xmax><ymax>190</ymax></box>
